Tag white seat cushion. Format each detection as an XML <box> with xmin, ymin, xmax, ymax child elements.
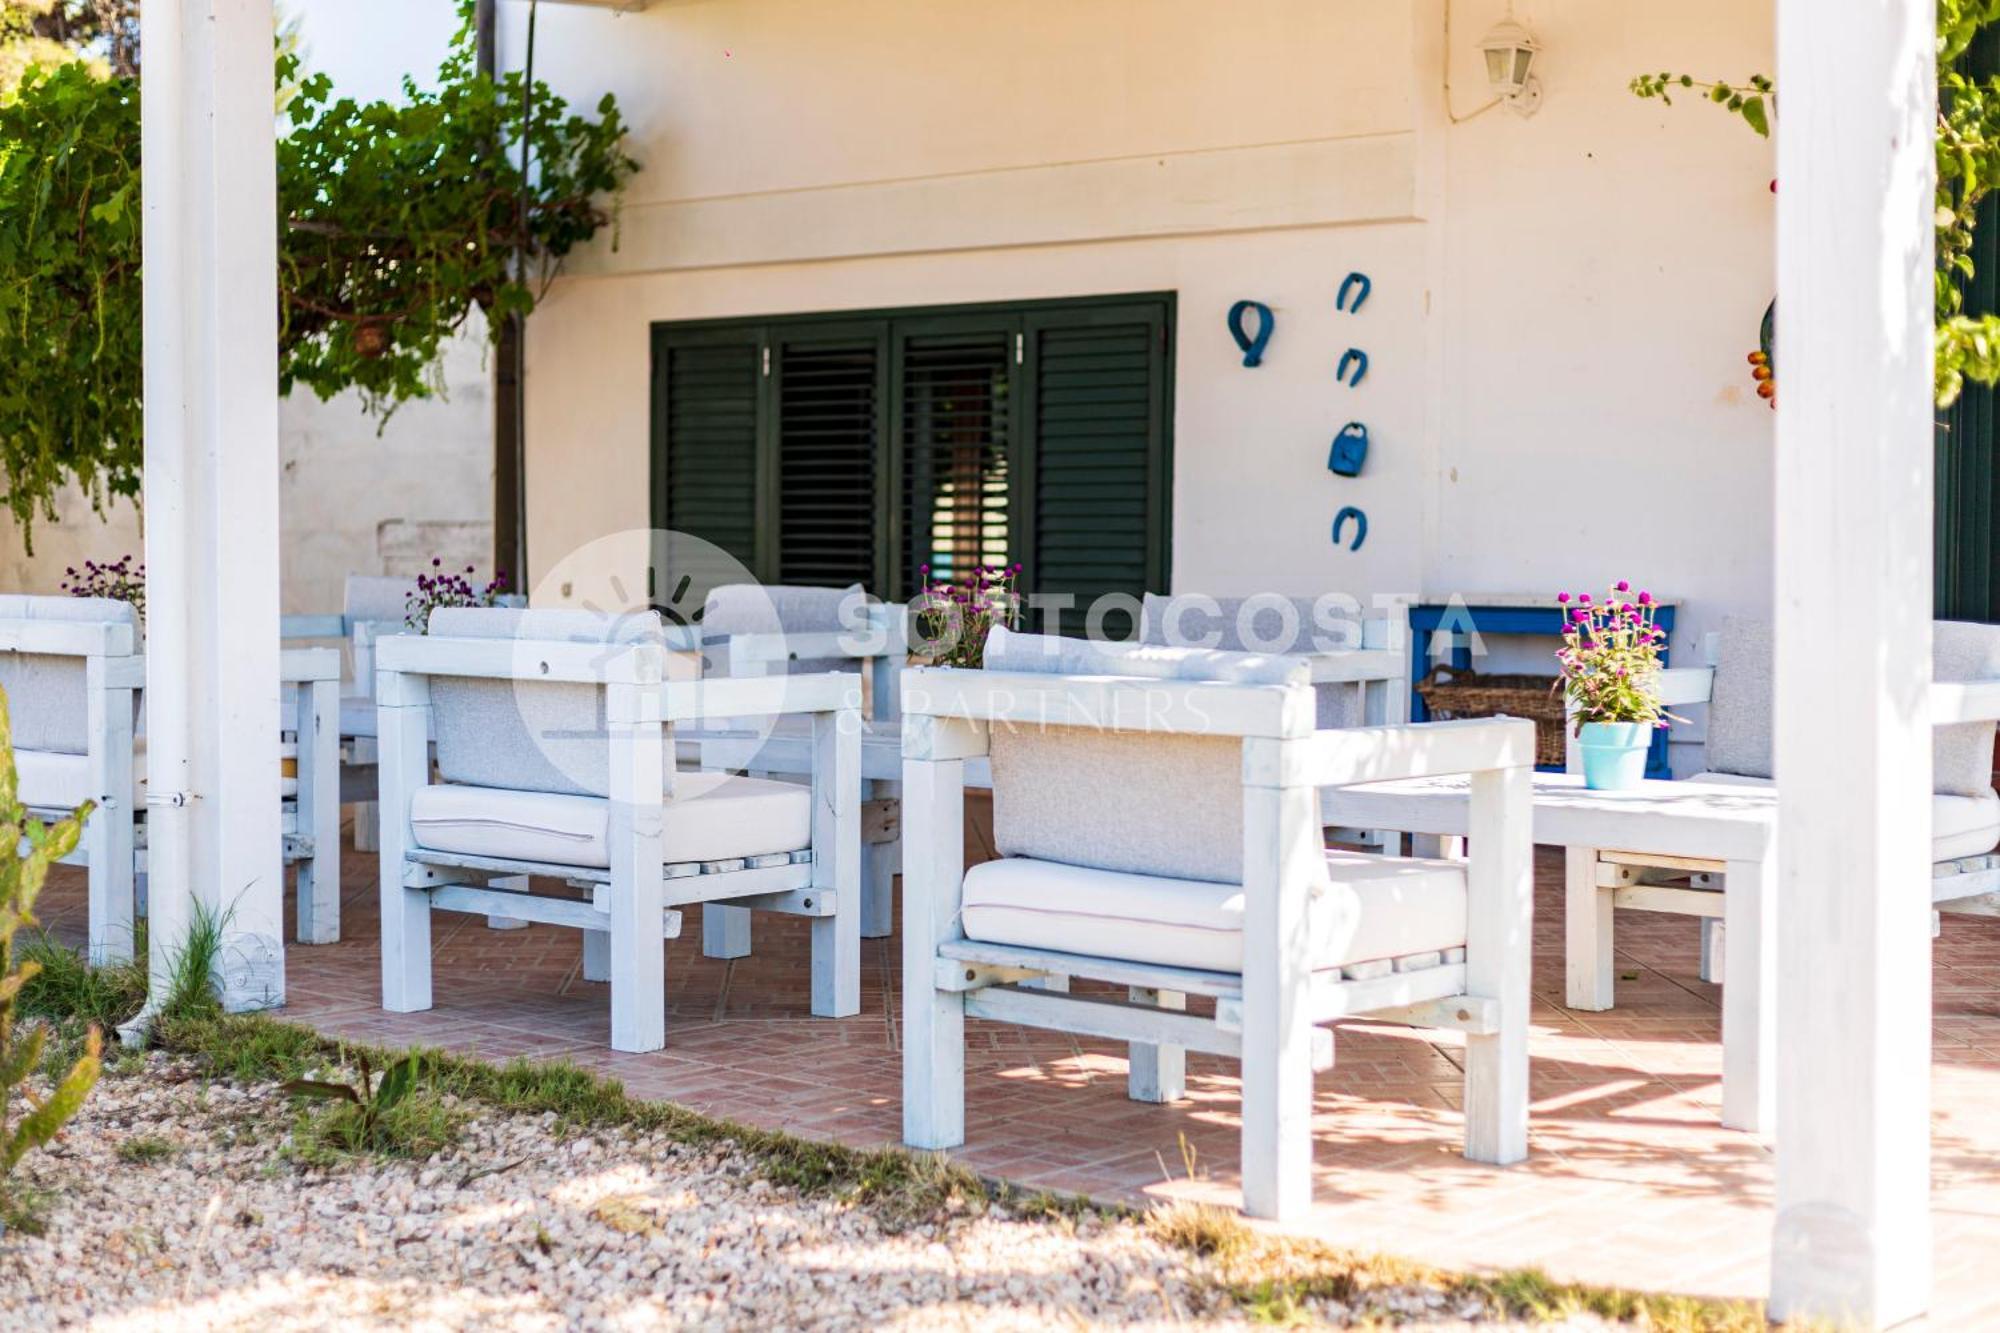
<box><xmin>17</xmin><ymin>750</ymin><xmax>91</xmax><ymax>810</ymax></box>
<box><xmin>409</xmin><ymin>771</ymin><xmax>813</xmax><ymax>870</ymax></box>
<box><xmin>960</xmin><ymin>850</ymin><xmax>1468</xmax><ymax>974</ymax></box>
<box><xmin>20</xmin><ymin>742</ymin><xmax>299</xmax><ymax>809</ymax></box>
<box><xmin>1688</xmin><ymin>771</ymin><xmax>2000</xmax><ymax>863</ymax></box>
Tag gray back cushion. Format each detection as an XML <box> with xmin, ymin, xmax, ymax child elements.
<box><xmin>428</xmin><ymin>607</ymin><xmax>692</xmax><ymax>798</ymax></box>
<box><xmin>345</xmin><ymin>574</ymin><xmax>415</xmax><ymax>627</ymax></box>
<box><xmin>702</xmin><ymin>583</ymin><xmax>866</xmax><ymax>678</ymax></box>
<box><xmin>1705</xmin><ymin>616</ymin><xmax>1775</xmax><ymax>780</ymax></box>
<box><xmin>1935</xmin><ymin>621</ymin><xmax>2000</xmax><ymax>797</ymax></box>
<box><xmin>1706</xmin><ymin>616</ymin><xmax>2000</xmax><ymax>798</ymax></box>
<box><xmin>0</xmin><ymin>596</ymin><xmax>139</xmax><ymax>755</ymax></box>
<box><xmin>982</xmin><ymin>628</ymin><xmax>1310</xmax><ymax>884</ymax></box>
<box><xmin>1141</xmin><ymin>592</ymin><xmax>1367</xmax><ymax>728</ymax></box>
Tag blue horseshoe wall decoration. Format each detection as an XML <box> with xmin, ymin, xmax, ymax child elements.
<box><xmin>1336</xmin><ymin>271</ymin><xmax>1372</xmax><ymax>314</ymax></box>
<box><xmin>1332</xmin><ymin>506</ymin><xmax>1368</xmax><ymax>551</ymax></box>
<box><xmin>1327</xmin><ymin>423</ymin><xmax>1369</xmax><ymax>478</ymax></box>
<box><xmin>1226</xmin><ymin>300</ymin><xmax>1275</xmax><ymax>367</ymax></box>
<box><xmin>1335</xmin><ymin>348</ymin><xmax>1369</xmax><ymax>387</ymax></box>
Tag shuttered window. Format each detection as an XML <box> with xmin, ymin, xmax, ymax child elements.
<box><xmin>651</xmin><ymin>295</ymin><xmax>1173</xmax><ymax>630</ymax></box>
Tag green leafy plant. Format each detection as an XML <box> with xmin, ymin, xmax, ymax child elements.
<box><xmin>1632</xmin><ymin>1</ymin><xmax>2000</xmax><ymax>406</ymax></box>
<box><xmin>0</xmin><ymin>682</ymin><xmax>100</xmax><ymax>1222</ymax></box>
<box><xmin>1555</xmin><ymin>582</ymin><xmax>1677</xmax><ymax>732</ymax></box>
<box><xmin>0</xmin><ymin>3</ymin><xmax>637</xmax><ymax>542</ymax></box>
<box><xmin>280</xmin><ymin>1049</ymin><xmax>454</xmax><ymax>1160</ymax></box>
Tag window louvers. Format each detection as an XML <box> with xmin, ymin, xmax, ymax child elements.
<box><xmin>1030</xmin><ymin>315</ymin><xmax>1163</xmax><ymax>638</ymax></box>
<box><xmin>776</xmin><ymin>336</ymin><xmax>881</xmax><ymax>589</ymax></box>
<box><xmin>899</xmin><ymin>331</ymin><xmax>1012</xmax><ymax>599</ymax></box>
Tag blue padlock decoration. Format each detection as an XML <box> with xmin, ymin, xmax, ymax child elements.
<box><xmin>1331</xmin><ymin>506</ymin><xmax>1368</xmax><ymax>552</ymax></box>
<box><xmin>1336</xmin><ymin>271</ymin><xmax>1372</xmax><ymax>314</ymax></box>
<box><xmin>1328</xmin><ymin>423</ymin><xmax>1369</xmax><ymax>478</ymax></box>
<box><xmin>1335</xmin><ymin>348</ymin><xmax>1369</xmax><ymax>387</ymax></box>
<box><xmin>1227</xmin><ymin>300</ymin><xmax>1275</xmax><ymax>367</ymax></box>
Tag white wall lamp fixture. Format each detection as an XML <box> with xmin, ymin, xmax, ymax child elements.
<box><xmin>1444</xmin><ymin>2</ymin><xmax>1544</xmax><ymax>123</ymax></box>
<box><xmin>1479</xmin><ymin>14</ymin><xmax>1543</xmax><ymax>116</ymax></box>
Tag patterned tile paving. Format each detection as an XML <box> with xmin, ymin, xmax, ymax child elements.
<box><xmin>37</xmin><ymin>799</ymin><xmax>2000</xmax><ymax>1316</ymax></box>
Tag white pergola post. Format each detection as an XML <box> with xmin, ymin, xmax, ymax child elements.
<box><xmin>1770</xmin><ymin>1</ymin><xmax>1936</xmax><ymax>1326</ymax></box>
<box><xmin>141</xmin><ymin>0</ymin><xmax>286</xmax><ymax>1012</ymax></box>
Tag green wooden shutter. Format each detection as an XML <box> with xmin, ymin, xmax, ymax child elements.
<box><xmin>654</xmin><ymin>329</ymin><xmax>766</xmax><ymax>603</ymax></box>
<box><xmin>1939</xmin><ymin>23</ymin><xmax>2000</xmax><ymax>622</ymax></box>
<box><xmin>773</xmin><ymin>327</ymin><xmax>885</xmax><ymax>588</ymax></box>
<box><xmin>893</xmin><ymin>322</ymin><xmax>1014</xmax><ymax>600</ymax></box>
<box><xmin>1023</xmin><ymin>302</ymin><xmax>1172</xmax><ymax>637</ymax></box>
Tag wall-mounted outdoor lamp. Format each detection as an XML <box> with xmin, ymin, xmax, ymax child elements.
<box><xmin>1478</xmin><ymin>14</ymin><xmax>1542</xmax><ymax>117</ymax></box>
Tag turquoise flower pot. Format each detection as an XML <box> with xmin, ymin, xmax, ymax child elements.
<box><xmin>1579</xmin><ymin>721</ymin><xmax>1650</xmax><ymax>791</ymax></box>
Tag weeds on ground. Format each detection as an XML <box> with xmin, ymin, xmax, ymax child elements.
<box><xmin>281</xmin><ymin>1051</ymin><xmax>463</xmax><ymax>1165</ymax></box>
<box><xmin>114</xmin><ymin>1135</ymin><xmax>175</xmax><ymax>1165</ymax></box>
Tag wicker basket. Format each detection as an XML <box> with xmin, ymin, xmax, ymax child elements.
<box><xmin>1414</xmin><ymin>666</ymin><xmax>1567</xmax><ymax>768</ymax></box>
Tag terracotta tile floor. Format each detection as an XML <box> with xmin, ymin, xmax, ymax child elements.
<box><xmin>39</xmin><ymin>808</ymin><xmax>2000</xmax><ymax>1317</ymax></box>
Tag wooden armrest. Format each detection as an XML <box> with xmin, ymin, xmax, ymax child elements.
<box><xmin>1933</xmin><ymin>680</ymin><xmax>2000</xmax><ymax>725</ymax></box>
<box><xmin>1248</xmin><ymin>717</ymin><xmax>1537</xmax><ymax>788</ymax></box>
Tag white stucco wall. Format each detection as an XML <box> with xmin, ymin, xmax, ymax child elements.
<box><xmin>0</xmin><ymin>0</ymin><xmax>495</xmax><ymax>615</ymax></box>
<box><xmin>503</xmin><ymin>0</ymin><xmax>1775</xmax><ymax>769</ymax></box>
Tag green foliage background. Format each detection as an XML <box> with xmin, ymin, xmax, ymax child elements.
<box><xmin>0</xmin><ymin>3</ymin><xmax>636</xmax><ymax>539</ymax></box>
<box><xmin>1633</xmin><ymin>0</ymin><xmax>2000</xmax><ymax>406</ymax></box>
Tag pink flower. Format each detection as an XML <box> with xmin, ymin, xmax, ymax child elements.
<box><xmin>1615</xmin><ymin>580</ymin><xmax>1630</xmax><ymax>592</ymax></box>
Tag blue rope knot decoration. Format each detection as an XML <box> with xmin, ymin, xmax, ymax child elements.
<box><xmin>1332</xmin><ymin>506</ymin><xmax>1368</xmax><ymax>551</ymax></box>
<box><xmin>1227</xmin><ymin>300</ymin><xmax>1274</xmax><ymax>367</ymax></box>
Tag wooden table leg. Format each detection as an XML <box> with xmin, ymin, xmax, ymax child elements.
<box><xmin>1565</xmin><ymin>847</ymin><xmax>1615</xmax><ymax>1010</ymax></box>
<box><xmin>1720</xmin><ymin>856</ymin><xmax>1776</xmax><ymax>1134</ymax></box>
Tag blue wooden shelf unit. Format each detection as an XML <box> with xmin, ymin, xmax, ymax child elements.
<box><xmin>1407</xmin><ymin>595</ymin><xmax>1678</xmax><ymax>779</ymax></box>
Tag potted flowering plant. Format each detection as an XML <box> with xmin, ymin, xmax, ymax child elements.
<box><xmin>911</xmin><ymin>563</ymin><xmax>1021</xmax><ymax>669</ymax></box>
<box><xmin>62</xmin><ymin>555</ymin><xmax>145</xmax><ymax>622</ymax></box>
<box><xmin>406</xmin><ymin>559</ymin><xmax>509</xmax><ymax>631</ymax></box>
<box><xmin>1556</xmin><ymin>581</ymin><xmax>1676</xmax><ymax>791</ymax></box>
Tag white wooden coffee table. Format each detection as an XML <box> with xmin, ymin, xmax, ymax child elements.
<box><xmin>1324</xmin><ymin>772</ymin><xmax>1778</xmax><ymax>1134</ymax></box>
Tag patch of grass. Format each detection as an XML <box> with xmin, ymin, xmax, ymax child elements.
<box><xmin>159</xmin><ymin>898</ymin><xmax>227</xmax><ymax>1025</ymax></box>
<box><xmin>287</xmin><ymin>1087</ymin><xmax>465</xmax><ymax>1168</ymax></box>
<box><xmin>16</xmin><ymin>932</ymin><xmax>146</xmax><ymax>1029</ymax></box>
<box><xmin>0</xmin><ymin>1182</ymin><xmax>53</xmax><ymax>1237</ymax></box>
<box><xmin>115</xmin><ymin>1134</ymin><xmax>176</xmax><ymax>1165</ymax></box>
<box><xmin>1144</xmin><ymin>1218</ymin><xmax>1772</xmax><ymax>1331</ymax></box>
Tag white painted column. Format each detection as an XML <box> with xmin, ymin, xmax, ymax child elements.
<box><xmin>1770</xmin><ymin>1</ymin><xmax>1935</xmax><ymax>1325</ymax></box>
<box><xmin>141</xmin><ymin>0</ymin><xmax>286</xmax><ymax>1012</ymax></box>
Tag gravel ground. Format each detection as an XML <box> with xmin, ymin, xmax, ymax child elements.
<box><xmin>0</xmin><ymin>1052</ymin><xmax>1582</xmax><ymax>1331</ymax></box>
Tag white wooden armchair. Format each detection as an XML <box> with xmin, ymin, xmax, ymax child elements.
<box><xmin>1563</xmin><ymin>617</ymin><xmax>2000</xmax><ymax>1007</ymax></box>
<box><xmin>3</xmin><ymin>596</ymin><xmax>143</xmax><ymax>964</ymax></box>
<box><xmin>375</xmin><ymin>606</ymin><xmax>862</xmax><ymax>1053</ymax></box>
<box><xmin>900</xmin><ymin>628</ymin><xmax>1535</xmax><ymax>1220</ymax></box>
<box><xmin>689</xmin><ymin>584</ymin><xmax>909</xmax><ymax>952</ymax></box>
<box><xmin>4</xmin><ymin>596</ymin><xmax>343</xmax><ymax>953</ymax></box>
